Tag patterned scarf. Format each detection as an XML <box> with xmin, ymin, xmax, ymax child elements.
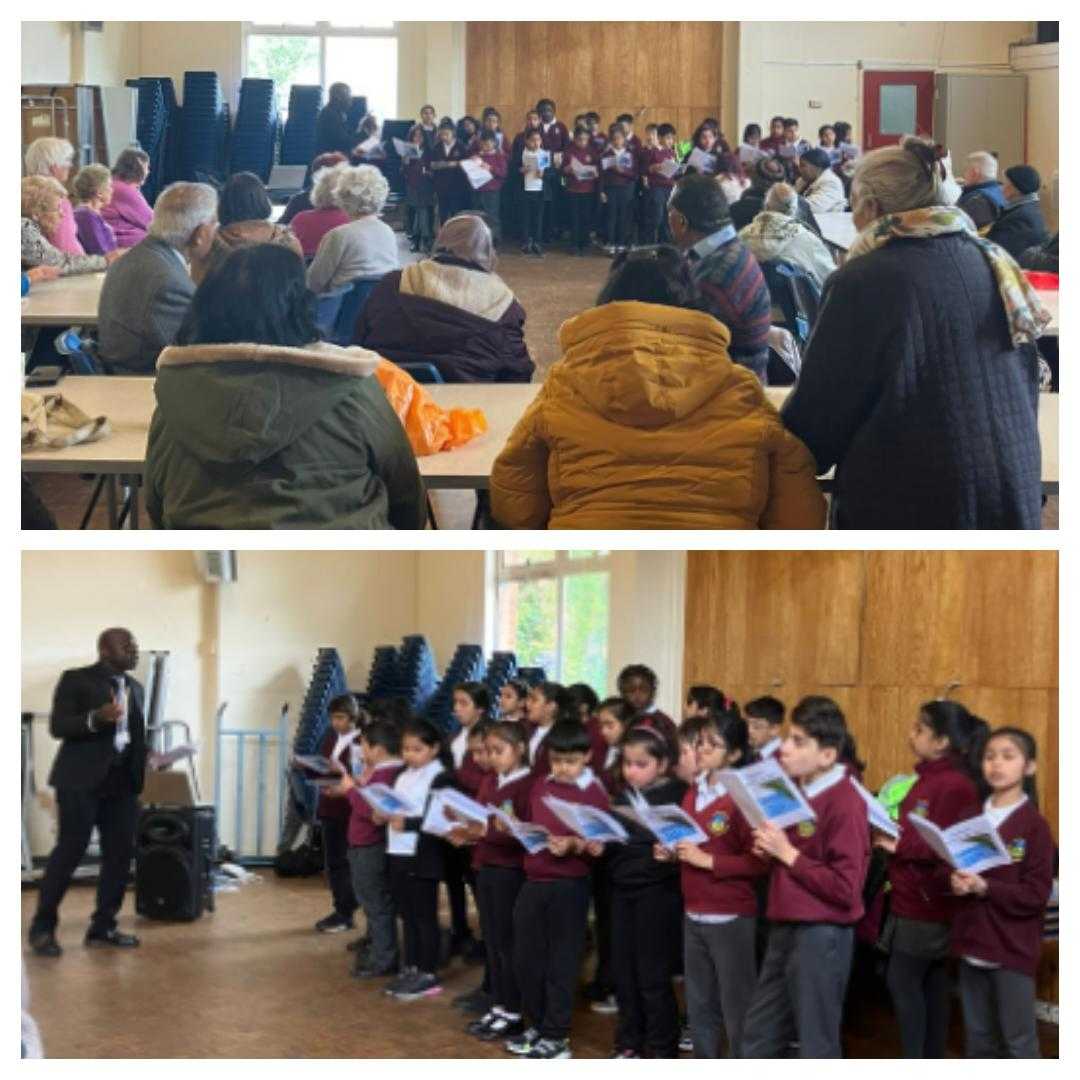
<box><xmin>847</xmin><ymin>205</ymin><xmax>1051</xmax><ymax>347</ymax></box>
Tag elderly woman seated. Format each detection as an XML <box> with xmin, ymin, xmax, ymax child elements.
<box><xmin>21</xmin><ymin>176</ymin><xmax>116</xmax><ymax>276</ymax></box>
<box><xmin>71</xmin><ymin>164</ymin><xmax>118</xmax><ymax>256</ymax></box>
<box><xmin>354</xmin><ymin>214</ymin><xmax>534</xmax><ymax>383</ymax></box>
<box><xmin>490</xmin><ymin>245</ymin><xmax>824</xmax><ymax>530</ymax></box>
<box><xmin>279</xmin><ymin>152</ymin><xmax>348</xmax><ymax>224</ymax></box>
<box><xmin>23</xmin><ymin>137</ymin><xmax>84</xmax><ymax>256</ymax></box>
<box><xmin>101</xmin><ymin>147</ymin><xmax>154</xmax><ymax>248</ymax></box>
<box><xmin>306</xmin><ymin>164</ymin><xmax>400</xmax><ymax>296</ymax></box>
<box><xmin>738</xmin><ymin>182</ymin><xmax>837</xmax><ymax>290</ymax></box>
<box><xmin>191</xmin><ymin>171</ymin><xmax>302</xmax><ymax>285</ymax></box>
<box><xmin>782</xmin><ymin>135</ymin><xmax>1049</xmax><ymax>529</ymax></box>
<box><xmin>289</xmin><ymin>161</ymin><xmax>351</xmax><ymax>260</ymax></box>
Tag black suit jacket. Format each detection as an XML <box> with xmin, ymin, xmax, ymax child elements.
<box><xmin>47</xmin><ymin>662</ymin><xmax>147</xmax><ymax>795</ymax></box>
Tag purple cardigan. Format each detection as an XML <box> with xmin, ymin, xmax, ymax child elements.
<box><xmin>73</xmin><ymin>206</ymin><xmax>118</xmax><ymax>255</ymax></box>
<box><xmin>100</xmin><ymin>179</ymin><xmax>152</xmax><ymax>248</ymax></box>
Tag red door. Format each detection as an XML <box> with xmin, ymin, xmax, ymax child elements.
<box><xmin>862</xmin><ymin>70</ymin><xmax>935</xmax><ymax>151</ymax></box>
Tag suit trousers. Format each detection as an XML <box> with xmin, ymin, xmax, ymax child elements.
<box><xmin>611</xmin><ymin>882</ymin><xmax>683</xmax><ymax>1056</ymax></box>
<box><xmin>514</xmin><ymin>877</ymin><xmax>590</xmax><ymax>1040</ymax></box>
<box><xmin>958</xmin><ymin>962</ymin><xmax>1040</xmax><ymax>1058</ymax></box>
<box><xmin>742</xmin><ymin>921</ymin><xmax>855</xmax><ymax>1058</ymax></box>
<box><xmin>32</xmin><ymin>774</ymin><xmax>138</xmax><ymax>935</ymax></box>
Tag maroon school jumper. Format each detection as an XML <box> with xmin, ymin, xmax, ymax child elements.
<box><xmin>561</xmin><ymin>144</ymin><xmax>601</xmax><ymax>194</ymax></box>
<box><xmin>425</xmin><ymin>139</ymin><xmax>468</xmax><ymax>206</ymax></box>
<box><xmin>639</xmin><ymin>146</ymin><xmax>678</xmax><ymax>191</ymax></box>
<box><xmin>530</xmin><ymin>721</ymin><xmax>608</xmax><ymax>779</ymax></box>
<box><xmin>891</xmin><ymin>755</ymin><xmax>981</xmax><ymax>922</ymax></box>
<box><xmin>636</xmin><ymin>709</ymin><xmax>679</xmax><ymax>755</ymax></box>
<box><xmin>472</xmin><ymin>768</ymin><xmax>536</xmax><ymax>871</ymax></box>
<box><xmin>299</xmin><ymin>730</ymin><xmax>356</xmax><ymax>822</ymax></box>
<box><xmin>600</xmin><ymin>149</ymin><xmax>637</xmax><ymax>191</ymax></box>
<box><xmin>456</xmin><ymin>748</ymin><xmax>488</xmax><ymax>799</ymax></box>
<box><xmin>344</xmin><ymin>759</ymin><xmax>405</xmax><ymax>847</ymax></box>
<box><xmin>766</xmin><ymin>765</ymin><xmax>870</xmax><ymax>924</ymax></box>
<box><xmin>540</xmin><ymin>120</ymin><xmax>571</xmax><ymax>158</ymax></box>
<box><xmin>949</xmin><ymin>798</ymin><xmax>1054</xmax><ymax>976</ymax></box>
<box><xmin>475</xmin><ymin>150</ymin><xmax>508</xmax><ymax>193</ymax></box>
<box><xmin>680</xmin><ymin>779</ymin><xmax>767</xmax><ymax>916</ymax></box>
<box><xmin>523</xmin><ymin>772</ymin><xmax>611</xmax><ymax>882</ymax></box>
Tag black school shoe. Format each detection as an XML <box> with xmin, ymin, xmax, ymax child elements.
<box><xmin>85</xmin><ymin>928</ymin><xmax>140</xmax><ymax>948</ymax></box>
<box><xmin>476</xmin><ymin>1013</ymin><xmax>525</xmax><ymax>1042</ymax></box>
<box><xmin>315</xmin><ymin>912</ymin><xmax>354</xmax><ymax>933</ymax></box>
<box><xmin>453</xmin><ymin>985</ymin><xmax>493</xmax><ymax>1014</ymax></box>
<box><xmin>28</xmin><ymin>929</ymin><xmax>61</xmax><ymax>958</ymax></box>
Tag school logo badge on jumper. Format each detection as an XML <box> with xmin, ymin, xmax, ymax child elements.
<box><xmin>913</xmin><ymin>799</ymin><xmax>930</xmax><ymax>818</ymax></box>
<box><xmin>708</xmin><ymin>812</ymin><xmax>729</xmax><ymax>836</ymax></box>
<box><xmin>1008</xmin><ymin>838</ymin><xmax>1027</xmax><ymax>863</ymax></box>
<box><xmin>797</xmin><ymin>820</ymin><xmax>816</xmax><ymax>838</ymax></box>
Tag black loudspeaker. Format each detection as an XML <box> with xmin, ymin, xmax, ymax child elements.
<box><xmin>1036</xmin><ymin>22</ymin><xmax>1058</xmax><ymax>44</ymax></box>
<box><xmin>135</xmin><ymin>806</ymin><xmax>216</xmax><ymax>921</ymax></box>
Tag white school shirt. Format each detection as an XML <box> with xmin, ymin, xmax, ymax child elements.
<box><xmin>800</xmin><ymin>763</ymin><xmax>847</xmax><ymax>799</ymax></box>
<box><xmin>497</xmin><ymin>767</ymin><xmax>531</xmax><ymax>790</ymax></box>
<box><xmin>604</xmin><ymin>745</ymin><xmax>619</xmax><ymax>771</ymax></box>
<box><xmin>451</xmin><ymin>729</ymin><xmax>469</xmax><ymax>769</ymax></box>
<box><xmin>529</xmin><ymin>723</ymin><xmax>551</xmax><ymax>763</ymax></box>
<box><xmin>759</xmin><ymin>737</ymin><xmax>782</xmax><ymax>761</ymax></box>
<box><xmin>688</xmin><ymin>772</ymin><xmax>738</xmax><ymax>925</ymax></box>
<box><xmin>387</xmin><ymin>759</ymin><xmax>443</xmax><ymax>857</ymax></box>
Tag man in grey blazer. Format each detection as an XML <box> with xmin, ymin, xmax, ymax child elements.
<box><xmin>97</xmin><ymin>182</ymin><xmax>218</xmax><ymax>375</ymax></box>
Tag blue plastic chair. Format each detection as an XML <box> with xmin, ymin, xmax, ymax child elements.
<box><xmin>329</xmin><ymin>277</ymin><xmax>383</xmax><ymax>346</ymax></box>
<box><xmin>761</xmin><ymin>260</ymin><xmax>822</xmax><ymax>385</ymax></box>
<box><xmin>314</xmin><ymin>286</ymin><xmax>349</xmax><ymax>338</ymax></box>
<box><xmin>398</xmin><ymin>362</ymin><xmax>444</xmax><ymax>384</ymax></box>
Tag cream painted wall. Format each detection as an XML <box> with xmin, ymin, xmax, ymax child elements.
<box><xmin>20</xmin><ymin>21</ymin><xmax>75</xmax><ymax>83</ymax></box>
<box><xmin>737</xmin><ymin>21</ymin><xmax>1035</xmax><ymax>146</ymax></box>
<box><xmin>415</xmin><ymin>550</ymin><xmax>489</xmax><ymax>674</ymax></box>
<box><xmin>1012</xmin><ymin>43</ymin><xmax>1058</xmax><ymax>231</ymax></box>
<box><xmin>78</xmin><ymin>22</ymin><xmax>142</xmax><ymax>86</ymax></box>
<box><xmin>140</xmin><ymin>21</ymin><xmax>245</xmax><ymax>107</ymax></box>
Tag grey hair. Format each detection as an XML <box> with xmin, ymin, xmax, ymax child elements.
<box><xmin>149</xmin><ymin>182</ymin><xmax>218</xmax><ymax>248</ymax></box>
<box><xmin>966</xmin><ymin>151</ymin><xmax>998</xmax><ymax>182</ymax></box>
<box><xmin>25</xmin><ymin>137</ymin><xmax>75</xmax><ymax>176</ymax></box>
<box><xmin>311</xmin><ymin>162</ymin><xmax>349</xmax><ymax>210</ymax></box>
<box><xmin>850</xmin><ymin>134</ymin><xmax>956</xmax><ymax>218</ymax></box>
<box><xmin>765</xmin><ymin>182</ymin><xmax>799</xmax><ymax>217</ymax></box>
<box><xmin>335</xmin><ymin>165</ymin><xmax>389</xmax><ymax>218</ymax></box>
<box><xmin>71</xmin><ymin>164</ymin><xmax>112</xmax><ymax>204</ymax></box>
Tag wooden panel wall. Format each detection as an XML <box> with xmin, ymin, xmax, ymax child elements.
<box><xmin>683</xmin><ymin>551</ymin><xmax>1059</xmax><ymax>837</ymax></box>
<box><xmin>466</xmin><ymin>22</ymin><xmax>732</xmax><ymax>143</ymax></box>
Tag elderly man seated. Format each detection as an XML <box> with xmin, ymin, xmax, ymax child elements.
<box><xmin>957</xmin><ymin>151</ymin><xmax>1007</xmax><ymax>229</ymax></box>
<box><xmin>794</xmin><ymin>148</ymin><xmax>847</xmax><ymax>214</ymax></box>
<box><xmin>97</xmin><ymin>182</ymin><xmax>218</xmax><ymax>375</ymax></box>
<box><xmin>738</xmin><ymin>183</ymin><xmax>837</xmax><ymax>290</ymax></box>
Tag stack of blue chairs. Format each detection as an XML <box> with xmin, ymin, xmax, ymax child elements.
<box><xmin>426</xmin><ymin>644</ymin><xmax>486</xmax><ymax>736</ymax></box>
<box><xmin>179</xmin><ymin>70</ymin><xmax>227</xmax><ymax>183</ymax></box>
<box><xmin>281</xmin><ymin>85</ymin><xmax>323</xmax><ymax>166</ymax></box>
<box><xmin>395</xmin><ymin>635</ymin><xmax>440</xmax><ymax>713</ymax></box>
<box><xmin>292</xmin><ymin>648</ymin><xmax>348</xmax><ymax>820</ymax></box>
<box><xmin>516</xmin><ymin>667</ymin><xmax>548</xmax><ymax>687</ymax></box>
<box><xmin>123</xmin><ymin>78</ymin><xmax>168</xmax><ymax>204</ymax></box>
<box><xmin>484</xmin><ymin>651</ymin><xmax>518</xmax><ymax>701</ymax></box>
<box><xmin>230</xmin><ymin>77</ymin><xmax>278</xmax><ymax>181</ymax></box>
<box><xmin>365</xmin><ymin>645</ymin><xmax>400</xmax><ymax>701</ymax></box>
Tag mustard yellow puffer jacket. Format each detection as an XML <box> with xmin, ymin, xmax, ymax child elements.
<box><xmin>490</xmin><ymin>301</ymin><xmax>825</xmax><ymax>530</ymax></box>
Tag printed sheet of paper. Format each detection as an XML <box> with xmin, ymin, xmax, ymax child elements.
<box><xmin>718</xmin><ymin>758</ymin><xmax>816</xmax><ymax>830</ymax></box>
<box><xmin>615</xmin><ymin>792</ymin><xmax>708</xmax><ymax>847</ymax></box>
<box><xmin>356</xmin><ymin>134</ymin><xmax>384</xmax><ymax>156</ymax></box>
<box><xmin>460</xmin><ymin>158</ymin><xmax>494</xmax><ymax>190</ymax></box>
<box><xmin>656</xmin><ymin>157</ymin><xmax>681</xmax><ymax>179</ymax></box>
<box><xmin>293</xmin><ymin>754</ymin><xmax>344</xmax><ymax>777</ymax></box>
<box><xmin>907</xmin><ymin>812</ymin><xmax>1012</xmax><ymax>874</ymax></box>
<box><xmin>849</xmin><ymin>777</ymin><xmax>900</xmax><ymax>839</ymax></box>
<box><xmin>686</xmin><ymin>147</ymin><xmax>717</xmax><ymax>174</ymax></box>
<box><xmin>147</xmin><ymin>742</ymin><xmax>199</xmax><ymax>771</ymax></box>
<box><xmin>490</xmin><ymin>806</ymin><xmax>551</xmax><ymax>854</ymax></box>
<box><xmin>570</xmin><ymin>158</ymin><xmax>599</xmax><ymax>180</ymax></box>
<box><xmin>542</xmin><ymin>795</ymin><xmax>629</xmax><ymax>844</ymax></box>
<box><xmin>392</xmin><ymin>138</ymin><xmax>422</xmax><ymax>159</ymax></box>
<box><xmin>357</xmin><ymin>782</ymin><xmax>421</xmax><ymax>818</ymax></box>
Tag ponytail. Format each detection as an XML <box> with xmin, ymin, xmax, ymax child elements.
<box><xmin>920</xmin><ymin>700</ymin><xmax>990</xmax><ymax>783</ymax></box>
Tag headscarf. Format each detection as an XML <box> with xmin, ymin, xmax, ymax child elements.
<box><xmin>847</xmin><ymin>205</ymin><xmax>1051</xmax><ymax>347</ymax></box>
<box><xmin>432</xmin><ymin>213</ymin><xmax>496</xmax><ymax>272</ymax></box>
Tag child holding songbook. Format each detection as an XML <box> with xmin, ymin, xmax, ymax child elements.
<box><xmin>508</xmin><ymin>722</ymin><xmax>610</xmax><ymax>1059</ymax></box>
<box><xmin>470</xmin><ymin>133</ymin><xmax>508</xmax><ymax>247</ymax></box>
<box><xmin>741</xmin><ymin>696</ymin><xmax>870</xmax><ymax>1058</ymax></box>
<box><xmin>332</xmin><ymin>720</ymin><xmax>404</xmax><ymax>977</ymax></box>
<box><xmin>640</xmin><ymin>123</ymin><xmax>679</xmax><ymax>244</ymax></box>
<box><xmin>683</xmin><ymin>123</ymin><xmax>721</xmax><ymax>175</ymax></box>
<box><xmin>378</xmin><ymin>718</ymin><xmax>455</xmax><ymax>1001</ymax></box>
<box><xmin>561</xmin><ymin>126</ymin><xmax>601</xmax><ymax>256</ymax></box>
<box><xmin>526</xmin><ymin>680</ymin><xmax>567</xmax><ymax>777</ymax></box>
<box><xmin>950</xmin><ymin>728</ymin><xmax>1054</xmax><ymax>1058</ymax></box>
<box><xmin>676</xmin><ymin>717</ymin><xmax>707</xmax><ymax>785</ymax></box>
<box><xmin>519</xmin><ymin>129</ymin><xmax>549</xmax><ymax>256</ymax></box>
<box><xmin>402</xmin><ymin>124</ymin><xmax>436</xmax><ymax>253</ymax></box>
<box><xmin>499</xmin><ymin>678</ymin><xmax>529</xmax><ymax>726</ymax></box>
<box><xmin>744</xmin><ymin>696</ymin><xmax>785</xmax><ymax>761</ymax></box>
<box><xmin>659</xmin><ymin>707</ymin><xmax>765</xmax><ymax>1058</ymax></box>
<box><xmin>596</xmin><ymin>697</ymin><xmax>634</xmax><ymax>795</ymax></box>
<box><xmin>878</xmin><ymin>701</ymin><xmax>987</xmax><ymax>1058</ymax></box>
<box><xmin>618</xmin><ymin>664</ymin><xmax>679</xmax><ymax>756</ymax></box>
<box><xmin>607</xmin><ymin>727</ymin><xmax>688</xmax><ymax>1058</ymax></box>
<box><xmin>427</xmin><ymin>120</ymin><xmax>469</xmax><ymax>226</ymax></box>
<box><xmin>462</xmin><ymin>721</ymin><xmax>535</xmax><ymax>1042</ymax></box>
<box><xmin>739</xmin><ymin>123</ymin><xmax>763</xmax><ymax>167</ymax></box>
<box><xmin>684</xmin><ymin>685</ymin><xmax>728</xmax><ymax>722</ymax></box>
<box><xmin>600</xmin><ymin>127</ymin><xmax>637</xmax><ymax>255</ymax></box>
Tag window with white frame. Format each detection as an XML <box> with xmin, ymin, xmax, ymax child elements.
<box><xmin>244</xmin><ymin>21</ymin><xmax>398</xmax><ymax>122</ymax></box>
<box><xmin>492</xmin><ymin>551</ymin><xmax>611</xmax><ymax>692</ymax></box>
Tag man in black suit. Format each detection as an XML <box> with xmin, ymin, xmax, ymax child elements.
<box><xmin>29</xmin><ymin>629</ymin><xmax>147</xmax><ymax>957</ymax></box>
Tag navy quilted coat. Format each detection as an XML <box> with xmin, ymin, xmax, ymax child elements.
<box><xmin>781</xmin><ymin>233</ymin><xmax>1041</xmax><ymax>529</ymax></box>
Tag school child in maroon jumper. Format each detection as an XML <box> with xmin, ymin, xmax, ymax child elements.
<box><xmin>498</xmin><ymin>678</ymin><xmax>529</xmax><ymax>727</ymax></box>
<box><xmin>561</xmin><ymin>126</ymin><xmax>601</xmax><ymax>255</ymax></box>
<box><xmin>684</xmin><ymin>685</ymin><xmax>729</xmax><ymax>723</ymax></box>
<box><xmin>509</xmin><ymin>110</ymin><xmax>544</xmax><ymax>244</ymax></box>
<box><xmin>617</xmin><ymin>664</ymin><xmax>679</xmax><ymax>757</ymax></box>
<box><xmin>418</xmin><ymin>104</ymin><xmax>439</xmax><ymax>152</ymax></box>
<box><xmin>744</xmin><ymin>695</ymin><xmax>786</xmax><ymax>761</ymax></box>
<box><xmin>564</xmin><ymin>683</ymin><xmax>608</xmax><ymax>775</ymax></box>
<box><xmin>741</xmin><ymin>697</ymin><xmax>871</xmax><ymax>1058</ymax></box>
<box><xmin>525</xmin><ymin>680</ymin><xmax>567</xmax><ymax>777</ymax></box>
<box><xmin>876</xmin><ymin>700</ymin><xmax>987</xmax><ymax>1058</ymax></box>
<box><xmin>759</xmin><ymin>115</ymin><xmax>787</xmax><ymax>154</ymax></box>
<box><xmin>682</xmin><ymin>122</ymin><xmax>723</xmax><ymax>175</ymax></box>
<box><xmin>640</xmin><ymin>122</ymin><xmax>679</xmax><ymax>243</ymax></box>
<box><xmin>599</xmin><ymin>127</ymin><xmax>639</xmax><ymax>254</ymax></box>
<box><xmin>457</xmin><ymin>721</ymin><xmax>536</xmax><ymax>1042</ymax></box>
<box><xmin>507</xmin><ymin>723</ymin><xmax>611</xmax><ymax>1059</ymax></box>
<box><xmin>536</xmin><ymin>98</ymin><xmax>570</xmax><ymax>243</ymax></box>
<box><xmin>949</xmin><ymin>727</ymin><xmax>1054</xmax><ymax>1058</ymax></box>
<box><xmin>330</xmin><ymin>720</ymin><xmax>405</xmax><ymax>977</ymax></box>
<box><xmin>426</xmin><ymin>120</ymin><xmax>469</xmax><ymax>226</ymax></box>
<box><xmin>402</xmin><ymin>124</ymin><xmax>436</xmax><ymax>253</ymax></box>
<box><xmin>659</xmin><ymin>708</ymin><xmax>765</xmax><ymax>1058</ymax></box>
<box><xmin>469</xmin><ymin>132</ymin><xmax>508</xmax><ymax>246</ymax></box>
<box><xmin>519</xmin><ymin>128</ymin><xmax>550</xmax><ymax>256</ymax></box>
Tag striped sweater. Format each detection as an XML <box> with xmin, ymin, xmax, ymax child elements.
<box><xmin>688</xmin><ymin>233</ymin><xmax>772</xmax><ymax>360</ymax></box>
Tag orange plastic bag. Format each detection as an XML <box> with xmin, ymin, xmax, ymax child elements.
<box><xmin>374</xmin><ymin>359</ymin><xmax>488</xmax><ymax>456</ymax></box>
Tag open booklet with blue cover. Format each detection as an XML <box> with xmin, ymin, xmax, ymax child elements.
<box><xmin>906</xmin><ymin>811</ymin><xmax>1012</xmax><ymax>874</ymax></box>
<box><xmin>718</xmin><ymin>758</ymin><xmax>816</xmax><ymax>830</ymax></box>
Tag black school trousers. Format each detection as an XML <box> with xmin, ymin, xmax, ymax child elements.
<box><xmin>522</xmin><ymin>191</ymin><xmax>545</xmax><ymax>244</ymax></box>
<box><xmin>611</xmin><ymin>881</ymin><xmax>683</xmax><ymax>1057</ymax></box>
<box><xmin>885</xmin><ymin>917</ymin><xmax>953</xmax><ymax>1058</ymax></box>
<box><xmin>514</xmin><ymin>877</ymin><xmax>591</xmax><ymax>1040</ymax></box>
<box><xmin>568</xmin><ymin>192</ymin><xmax>594</xmax><ymax>251</ymax></box>
<box><xmin>478</xmin><ymin>865</ymin><xmax>525</xmax><ymax>1012</ymax></box>
<box><xmin>444</xmin><ymin>841</ymin><xmax>474</xmax><ymax>942</ymax></box>
<box><xmin>642</xmin><ymin>185</ymin><xmax>673</xmax><ymax>244</ymax></box>
<box><xmin>474</xmin><ymin>189</ymin><xmax>503</xmax><ymax>246</ymax></box>
<box><xmin>319</xmin><ymin>816</ymin><xmax>358</xmax><ymax>920</ymax></box>
<box><xmin>605</xmin><ymin>184</ymin><xmax>634</xmax><ymax>248</ymax></box>
<box><xmin>742</xmin><ymin>921</ymin><xmax>854</xmax><ymax>1058</ymax></box>
<box><xmin>388</xmin><ymin>855</ymin><xmax>440</xmax><ymax>974</ymax></box>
